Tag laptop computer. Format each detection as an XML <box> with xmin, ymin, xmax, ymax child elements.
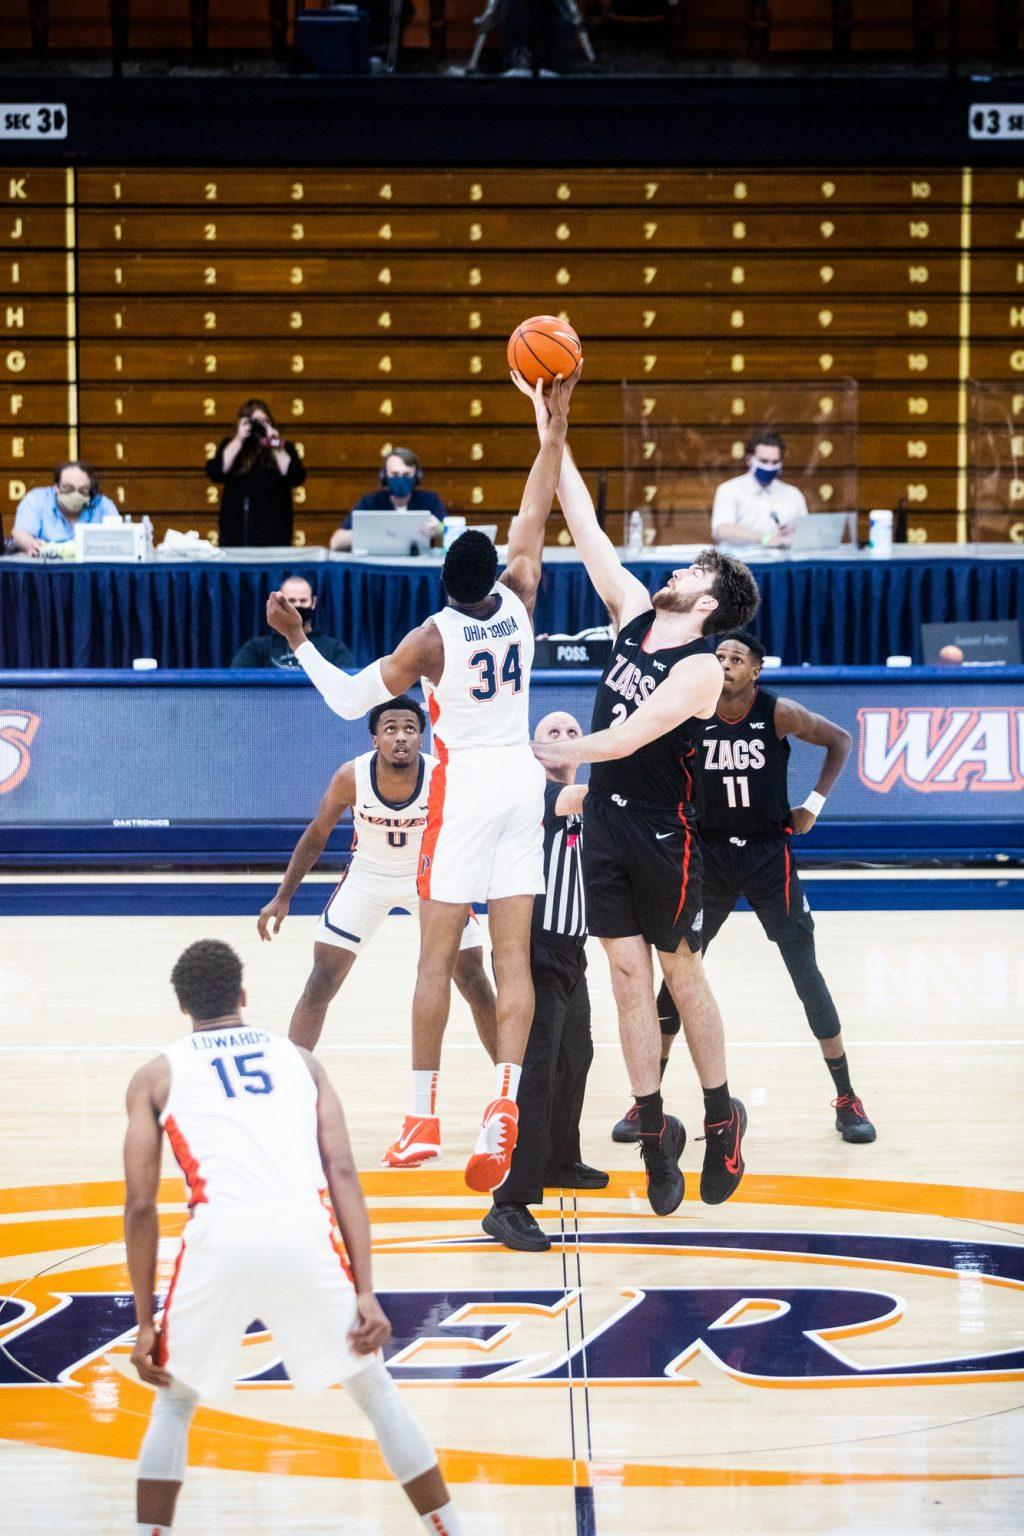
<box><xmin>350</xmin><ymin>511</ymin><xmax>434</xmax><ymax>556</ymax></box>
<box><xmin>789</xmin><ymin>513</ymin><xmax>853</xmax><ymax>552</ymax></box>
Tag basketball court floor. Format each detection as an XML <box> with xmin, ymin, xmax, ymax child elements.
<box><xmin>1</xmin><ymin>877</ymin><xmax>1022</xmax><ymax>1533</ymax></box>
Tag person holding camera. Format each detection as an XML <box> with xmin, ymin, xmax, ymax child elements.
<box><xmin>206</xmin><ymin>399</ymin><xmax>306</xmax><ymax>547</ymax></box>
<box><xmin>329</xmin><ymin>447</ymin><xmax>446</xmax><ymax>553</ymax></box>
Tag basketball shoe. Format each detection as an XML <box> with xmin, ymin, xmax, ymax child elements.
<box><xmin>833</xmin><ymin>1094</ymin><xmax>877</xmax><ymax>1143</ymax></box>
<box><xmin>381</xmin><ymin>1114</ymin><xmax>441</xmax><ymax>1168</ymax></box>
<box><xmin>637</xmin><ymin>1115</ymin><xmax>686</xmax><ymax>1216</ymax></box>
<box><xmin>465</xmin><ymin>1098</ymin><xmax>519</xmax><ymax>1193</ymax></box>
<box><xmin>698</xmin><ymin>1097</ymin><xmax>747</xmax><ymax>1204</ymax></box>
<box><xmin>611</xmin><ymin>1103</ymin><xmax>641</xmax><ymax>1143</ymax></box>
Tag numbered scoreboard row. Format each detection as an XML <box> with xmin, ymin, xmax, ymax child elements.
<box><xmin>0</xmin><ymin>426</ymin><xmax>965</xmax><ymax>473</ymax></box>
<box><xmin>9</xmin><ymin>206</ymin><xmax>1024</xmax><ymax>252</ymax></box>
<box><xmin>5</xmin><ymin>339</ymin><xmax>1023</xmax><ymax>384</ymax></box>
<box><xmin>0</xmin><ymin>382</ymin><xmax>979</xmax><ymax>428</ymax></box>
<box><xmin>1</xmin><ymin>465</ymin><xmax>964</xmax><ymax>517</ymax></box>
<box><xmin>6</xmin><ymin>167</ymin><xmax>1024</xmax><ymax>208</ymax></box>
<box><xmin>9</xmin><ymin>250</ymin><xmax>1024</xmax><ymax>297</ymax></box>
<box><xmin>6</xmin><ymin>295</ymin><xmax>1024</xmax><ymax>341</ymax></box>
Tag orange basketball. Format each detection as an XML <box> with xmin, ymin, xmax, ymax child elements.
<box><xmin>507</xmin><ymin>314</ymin><xmax>583</xmax><ymax>387</ymax></box>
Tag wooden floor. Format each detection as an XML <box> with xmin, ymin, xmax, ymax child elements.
<box><xmin>2</xmin><ymin>900</ymin><xmax>1023</xmax><ymax>1534</ymax></box>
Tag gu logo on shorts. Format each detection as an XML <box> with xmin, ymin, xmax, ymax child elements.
<box><xmin>0</xmin><ymin>710</ymin><xmax>39</xmax><ymax>794</ymax></box>
<box><xmin>858</xmin><ymin>706</ymin><xmax>1024</xmax><ymax>792</ymax></box>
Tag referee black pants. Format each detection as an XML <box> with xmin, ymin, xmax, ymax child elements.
<box><xmin>499</xmin><ymin>940</ymin><xmax>593</xmax><ymax>1208</ymax></box>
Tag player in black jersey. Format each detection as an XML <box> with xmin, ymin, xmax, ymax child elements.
<box><xmin>614</xmin><ymin>630</ymin><xmax>875</xmax><ymax>1145</ymax></box>
<box><xmin>519</xmin><ymin>376</ymin><xmax>761</xmax><ymax>1217</ymax></box>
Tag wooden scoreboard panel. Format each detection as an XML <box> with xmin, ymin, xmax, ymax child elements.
<box><xmin>3</xmin><ymin>167</ymin><xmax>1024</xmax><ymax>547</ymax></box>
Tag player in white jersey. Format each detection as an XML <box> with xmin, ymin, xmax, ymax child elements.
<box><xmin>124</xmin><ymin>939</ymin><xmax>463</xmax><ymax>1536</ymax></box>
<box><xmin>256</xmin><ymin>696</ymin><xmax>497</xmax><ymax>1168</ymax></box>
<box><xmin>266</xmin><ymin>366</ymin><xmax>579</xmax><ymax>1194</ymax></box>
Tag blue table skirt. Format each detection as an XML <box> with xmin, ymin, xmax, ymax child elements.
<box><xmin>1</xmin><ymin>553</ymin><xmax>1021</xmax><ymax>668</ymax></box>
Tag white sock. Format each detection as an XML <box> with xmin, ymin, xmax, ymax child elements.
<box><xmin>410</xmin><ymin>1070</ymin><xmax>438</xmax><ymax>1117</ymax></box>
<box><xmin>494</xmin><ymin>1062</ymin><xmax>522</xmax><ymax>1104</ymax></box>
<box><xmin>420</xmin><ymin>1501</ymin><xmax>462</xmax><ymax>1535</ymax></box>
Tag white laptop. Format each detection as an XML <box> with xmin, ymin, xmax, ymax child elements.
<box><xmin>350</xmin><ymin>511</ymin><xmax>434</xmax><ymax>556</ymax></box>
<box><xmin>790</xmin><ymin>513</ymin><xmax>854</xmax><ymax>552</ymax></box>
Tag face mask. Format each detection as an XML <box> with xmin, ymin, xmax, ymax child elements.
<box><xmin>387</xmin><ymin>474</ymin><xmax>415</xmax><ymax>498</ymax></box>
<box><xmin>58</xmin><ymin>490</ymin><xmax>89</xmax><ymax>514</ymax></box>
<box><xmin>753</xmin><ymin>464</ymin><xmax>781</xmax><ymax>488</ymax></box>
<box><xmin>291</xmin><ymin>605</ymin><xmax>315</xmax><ymax>621</ymax></box>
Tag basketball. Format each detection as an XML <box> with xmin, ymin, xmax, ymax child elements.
<box><xmin>939</xmin><ymin>643</ymin><xmax>965</xmax><ymax>664</ymax></box>
<box><xmin>507</xmin><ymin>314</ymin><xmax>583</xmax><ymax>386</ymax></box>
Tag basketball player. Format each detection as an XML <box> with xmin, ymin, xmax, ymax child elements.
<box><xmin>124</xmin><ymin>939</ymin><xmax>462</xmax><ymax>1536</ymax></box>
<box><xmin>521</xmin><ymin>381</ymin><xmax>759</xmax><ymax>1215</ymax></box>
<box><xmin>266</xmin><ymin>366</ymin><xmax>579</xmax><ymax>1193</ymax></box>
<box><xmin>256</xmin><ymin>696</ymin><xmax>498</xmax><ymax>1168</ymax></box>
<box><xmin>613</xmin><ymin>630</ymin><xmax>875</xmax><ymax>1144</ymax></box>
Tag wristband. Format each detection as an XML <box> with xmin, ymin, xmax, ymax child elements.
<box><xmin>802</xmin><ymin>791</ymin><xmax>826</xmax><ymax>818</ymax></box>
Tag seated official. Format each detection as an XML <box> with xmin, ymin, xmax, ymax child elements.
<box><xmin>711</xmin><ymin>430</ymin><xmax>809</xmax><ymax>549</ymax></box>
<box><xmin>11</xmin><ymin>462</ymin><xmax>119</xmax><ymax>555</ymax></box>
<box><xmin>230</xmin><ymin>576</ymin><xmax>354</xmax><ymax>670</ymax></box>
<box><xmin>329</xmin><ymin>447</ymin><xmax>446</xmax><ymax>552</ymax></box>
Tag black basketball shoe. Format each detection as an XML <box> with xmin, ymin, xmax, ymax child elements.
<box><xmin>637</xmin><ymin>1116</ymin><xmax>686</xmax><ymax>1216</ymax></box>
<box><xmin>699</xmin><ymin>1098</ymin><xmax>747</xmax><ymax>1205</ymax></box>
<box><xmin>833</xmin><ymin>1094</ymin><xmax>877</xmax><ymax>1144</ymax></box>
<box><xmin>611</xmin><ymin>1104</ymin><xmax>641</xmax><ymax>1143</ymax></box>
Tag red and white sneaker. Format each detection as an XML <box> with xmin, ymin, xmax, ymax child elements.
<box><xmin>464</xmin><ymin>1098</ymin><xmax>519</xmax><ymax>1193</ymax></box>
<box><xmin>381</xmin><ymin>1114</ymin><xmax>441</xmax><ymax>1168</ymax></box>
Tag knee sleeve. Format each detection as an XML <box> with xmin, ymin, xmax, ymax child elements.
<box><xmin>778</xmin><ymin>935</ymin><xmax>841</xmax><ymax>1041</ymax></box>
<box><xmin>345</xmin><ymin>1359</ymin><xmax>438</xmax><ymax>1485</ymax></box>
<box><xmin>138</xmin><ymin>1382</ymin><xmax>198</xmax><ymax>1483</ymax></box>
<box><xmin>656</xmin><ymin>979</ymin><xmax>681</xmax><ymax>1037</ymax></box>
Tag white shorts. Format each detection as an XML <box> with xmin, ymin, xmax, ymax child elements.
<box><xmin>316</xmin><ymin>861</ymin><xmax>484</xmax><ymax>955</ymax></box>
<box><xmin>157</xmin><ymin>1203</ymin><xmax>373</xmax><ymax>1400</ymax></box>
<box><xmin>417</xmin><ymin>745</ymin><xmax>545</xmax><ymax>905</ymax></box>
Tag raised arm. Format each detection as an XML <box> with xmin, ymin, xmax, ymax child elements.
<box><xmin>500</xmin><ymin>367</ymin><xmax>578</xmax><ymax>615</ymax></box>
<box><xmin>307</xmin><ymin>1053</ymin><xmax>391</xmax><ymax>1353</ymax></box>
<box><xmin>124</xmin><ymin>1059</ymin><xmax>171</xmax><ymax>1388</ymax></box>
<box><xmin>266</xmin><ymin>593</ymin><xmax>443</xmax><ymax>718</ymax></box>
<box><xmin>515</xmin><ymin>372</ymin><xmax>649</xmax><ymax>630</ymax></box>
<box><xmin>258</xmin><ymin>762</ymin><xmax>356</xmax><ymax>940</ymax></box>
<box><xmin>533</xmin><ymin>652</ymin><xmax>723</xmax><ymax>771</ymax></box>
<box><xmin>774</xmin><ymin>696</ymin><xmax>852</xmax><ymax>834</ymax></box>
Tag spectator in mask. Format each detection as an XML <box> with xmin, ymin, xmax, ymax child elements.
<box><xmin>11</xmin><ymin>461</ymin><xmax>119</xmax><ymax>555</ymax></box>
<box><xmin>230</xmin><ymin>575</ymin><xmax>354</xmax><ymax>669</ymax></box>
<box><xmin>207</xmin><ymin>398</ymin><xmax>306</xmax><ymax>547</ymax></box>
<box><xmin>711</xmin><ymin>430</ymin><xmax>808</xmax><ymax>549</ymax></box>
<box><xmin>329</xmin><ymin>447</ymin><xmax>446</xmax><ymax>552</ymax></box>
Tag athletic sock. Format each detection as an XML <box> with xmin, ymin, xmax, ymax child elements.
<box><xmin>420</xmin><ymin>1501</ymin><xmax>463</xmax><ymax>1535</ymax></box>
<box><xmin>634</xmin><ymin>1090</ymin><xmax>664</xmax><ymax>1135</ymax></box>
<box><xmin>825</xmin><ymin>1052</ymin><xmax>853</xmax><ymax>1098</ymax></box>
<box><xmin>495</xmin><ymin>1062</ymin><xmax>522</xmax><ymax>1104</ymax></box>
<box><xmin>702</xmin><ymin>1082</ymin><xmax>732</xmax><ymax>1125</ymax></box>
<box><xmin>410</xmin><ymin>1070</ymin><xmax>438</xmax><ymax>1117</ymax></box>
<box><xmin>659</xmin><ymin>1057</ymin><xmax>669</xmax><ymax>1082</ymax></box>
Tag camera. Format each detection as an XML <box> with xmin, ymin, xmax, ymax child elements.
<box><xmin>248</xmin><ymin>416</ymin><xmax>268</xmax><ymax>439</ymax></box>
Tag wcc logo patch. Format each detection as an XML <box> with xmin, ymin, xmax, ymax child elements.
<box><xmin>0</xmin><ymin>710</ymin><xmax>39</xmax><ymax>794</ymax></box>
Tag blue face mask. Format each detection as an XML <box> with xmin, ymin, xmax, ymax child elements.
<box><xmin>387</xmin><ymin>474</ymin><xmax>416</xmax><ymax>498</ymax></box>
<box><xmin>753</xmin><ymin>464</ymin><xmax>781</xmax><ymax>487</ymax></box>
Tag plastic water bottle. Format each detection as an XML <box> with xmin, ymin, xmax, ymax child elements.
<box><xmin>626</xmin><ymin>510</ymin><xmax>645</xmax><ymax>558</ymax></box>
<box><xmin>869</xmin><ymin>509</ymin><xmax>893</xmax><ymax>555</ymax></box>
<box><xmin>141</xmin><ymin>515</ymin><xmax>154</xmax><ymax>554</ymax></box>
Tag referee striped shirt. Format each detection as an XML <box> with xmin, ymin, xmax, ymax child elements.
<box><xmin>533</xmin><ymin>781</ymin><xmax>587</xmax><ymax>944</ymax></box>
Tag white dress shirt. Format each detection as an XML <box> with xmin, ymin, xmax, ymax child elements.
<box><xmin>711</xmin><ymin>471</ymin><xmax>809</xmax><ymax>542</ymax></box>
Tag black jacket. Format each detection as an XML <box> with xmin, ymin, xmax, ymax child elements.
<box><xmin>229</xmin><ymin>630</ymin><xmax>355</xmax><ymax>670</ymax></box>
<box><xmin>207</xmin><ymin>438</ymin><xmax>307</xmax><ymax>546</ymax></box>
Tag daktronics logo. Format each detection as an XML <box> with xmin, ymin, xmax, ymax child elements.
<box><xmin>858</xmin><ymin>706</ymin><xmax>1024</xmax><ymax>793</ymax></box>
<box><xmin>0</xmin><ymin>710</ymin><xmax>39</xmax><ymax>794</ymax></box>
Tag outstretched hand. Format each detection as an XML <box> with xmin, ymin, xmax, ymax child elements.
<box><xmin>267</xmin><ymin>591</ymin><xmax>306</xmax><ymax>645</ymax></box>
<box><xmin>510</xmin><ymin>360</ymin><xmax>582</xmax><ymax>439</ymax></box>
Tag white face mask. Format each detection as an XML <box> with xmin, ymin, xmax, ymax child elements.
<box><xmin>57</xmin><ymin>490</ymin><xmax>89</xmax><ymax>514</ymax></box>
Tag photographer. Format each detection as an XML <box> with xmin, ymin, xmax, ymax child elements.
<box><xmin>206</xmin><ymin>398</ymin><xmax>306</xmax><ymax>547</ymax></box>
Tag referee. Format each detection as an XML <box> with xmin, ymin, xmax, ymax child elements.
<box><xmin>483</xmin><ymin>711</ymin><xmax>607</xmax><ymax>1253</ymax></box>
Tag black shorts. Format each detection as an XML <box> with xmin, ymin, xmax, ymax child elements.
<box><xmin>702</xmin><ymin>834</ymin><xmax>814</xmax><ymax>947</ymax></box>
<box><xmin>582</xmin><ymin>792</ymin><xmax>704</xmax><ymax>954</ymax></box>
